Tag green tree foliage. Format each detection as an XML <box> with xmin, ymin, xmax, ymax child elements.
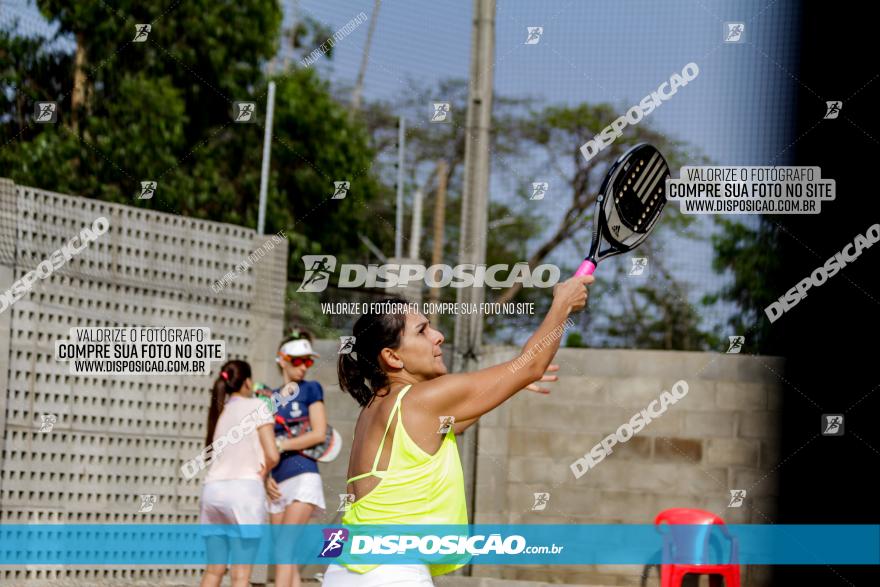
<box><xmin>1</xmin><ymin>2</ymin><xmax>386</xmax><ymax>289</ymax></box>
<box><xmin>704</xmin><ymin>218</ymin><xmax>781</xmax><ymax>353</ymax></box>
<box><xmin>591</xmin><ymin>255</ymin><xmax>720</xmax><ymax>350</ymax></box>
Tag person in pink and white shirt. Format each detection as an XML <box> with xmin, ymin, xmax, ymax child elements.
<box><xmin>199</xmin><ymin>360</ymin><xmax>280</xmax><ymax>587</ymax></box>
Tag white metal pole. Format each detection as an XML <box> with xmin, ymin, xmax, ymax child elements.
<box><xmin>257</xmin><ymin>81</ymin><xmax>276</xmax><ymax>234</ymax></box>
<box><xmin>409</xmin><ymin>188</ymin><xmax>423</xmax><ymax>259</ymax></box>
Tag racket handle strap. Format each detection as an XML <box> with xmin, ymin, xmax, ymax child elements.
<box><xmin>574</xmin><ymin>260</ymin><xmax>596</xmax><ymax>277</ymax></box>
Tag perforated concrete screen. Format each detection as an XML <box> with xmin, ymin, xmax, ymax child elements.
<box><xmin>0</xmin><ymin>178</ymin><xmax>288</xmax><ymax>584</ymax></box>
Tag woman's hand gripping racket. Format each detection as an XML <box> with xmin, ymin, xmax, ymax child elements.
<box><xmin>574</xmin><ymin>143</ymin><xmax>669</xmax><ymax>276</ymax></box>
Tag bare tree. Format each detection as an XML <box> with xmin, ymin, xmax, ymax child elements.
<box><xmin>495</xmin><ymin>104</ymin><xmax>693</xmax><ymax>304</ymax></box>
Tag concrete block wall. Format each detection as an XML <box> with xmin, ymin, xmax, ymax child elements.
<box><xmin>0</xmin><ymin>179</ymin><xmax>288</xmax><ymax>585</ymax></box>
<box><xmin>470</xmin><ymin>346</ymin><xmax>783</xmax><ymax>586</ymax></box>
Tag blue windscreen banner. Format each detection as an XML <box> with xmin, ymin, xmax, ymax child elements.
<box><xmin>1</xmin><ymin>524</ymin><xmax>878</xmax><ymax>565</ymax></box>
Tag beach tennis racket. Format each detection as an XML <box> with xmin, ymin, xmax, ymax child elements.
<box><xmin>574</xmin><ymin>143</ymin><xmax>669</xmax><ymax>276</ymax></box>
<box><xmin>276</xmin><ymin>415</ymin><xmax>343</xmax><ymax>463</ymax></box>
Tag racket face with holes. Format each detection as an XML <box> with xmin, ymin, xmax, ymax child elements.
<box><xmin>575</xmin><ymin>144</ymin><xmax>669</xmax><ymax>276</ymax></box>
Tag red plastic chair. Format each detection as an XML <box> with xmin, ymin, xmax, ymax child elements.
<box><xmin>654</xmin><ymin>508</ymin><xmax>740</xmax><ymax>587</ymax></box>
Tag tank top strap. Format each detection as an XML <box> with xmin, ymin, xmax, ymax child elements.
<box><xmin>346</xmin><ymin>384</ymin><xmax>413</xmax><ymax>484</ymax></box>
<box><xmin>369</xmin><ymin>384</ymin><xmax>412</xmax><ymax>471</ymax></box>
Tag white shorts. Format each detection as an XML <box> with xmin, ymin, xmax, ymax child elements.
<box><xmin>267</xmin><ymin>472</ymin><xmax>326</xmax><ymax>516</ymax></box>
<box><xmin>322</xmin><ymin>564</ymin><xmax>434</xmax><ymax>586</ymax></box>
<box><xmin>199</xmin><ymin>479</ymin><xmax>267</xmax><ymax>537</ymax></box>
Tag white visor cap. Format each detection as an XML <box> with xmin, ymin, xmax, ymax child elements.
<box><xmin>279</xmin><ymin>339</ymin><xmax>320</xmax><ymax>358</ymax></box>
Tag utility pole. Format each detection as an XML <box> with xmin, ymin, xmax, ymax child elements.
<box><xmin>454</xmin><ymin>1</ymin><xmax>495</xmax><ymax>576</ymax></box>
<box><xmin>429</xmin><ymin>160</ymin><xmax>448</xmax><ymax>327</ymax></box>
<box><xmin>454</xmin><ymin>0</ymin><xmax>495</xmax><ymax>372</ymax></box>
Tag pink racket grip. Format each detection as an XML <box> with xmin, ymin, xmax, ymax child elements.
<box><xmin>574</xmin><ymin>260</ymin><xmax>596</xmax><ymax>277</ymax></box>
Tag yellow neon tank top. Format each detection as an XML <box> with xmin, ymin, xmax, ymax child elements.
<box><xmin>340</xmin><ymin>384</ymin><xmax>469</xmax><ymax>576</ymax></box>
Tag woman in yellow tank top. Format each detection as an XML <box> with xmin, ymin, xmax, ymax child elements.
<box><xmin>322</xmin><ymin>275</ymin><xmax>593</xmax><ymax>586</ymax></box>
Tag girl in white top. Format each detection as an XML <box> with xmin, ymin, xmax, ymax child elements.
<box><xmin>199</xmin><ymin>360</ymin><xmax>280</xmax><ymax>587</ymax></box>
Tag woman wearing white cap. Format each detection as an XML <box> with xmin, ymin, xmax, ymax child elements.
<box><xmin>265</xmin><ymin>328</ymin><xmax>328</xmax><ymax>587</ymax></box>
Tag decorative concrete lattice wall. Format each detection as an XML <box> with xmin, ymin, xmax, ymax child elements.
<box><xmin>0</xmin><ymin>178</ymin><xmax>287</xmax><ymax>585</ymax></box>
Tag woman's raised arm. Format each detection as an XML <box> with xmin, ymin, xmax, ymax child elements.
<box><xmin>414</xmin><ymin>274</ymin><xmax>593</xmax><ymax>422</ymax></box>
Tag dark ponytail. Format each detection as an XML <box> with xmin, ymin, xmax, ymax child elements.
<box><xmin>205</xmin><ymin>360</ymin><xmax>252</xmax><ymax>446</ymax></box>
<box><xmin>337</xmin><ymin>297</ymin><xmax>410</xmax><ymax>407</ymax></box>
